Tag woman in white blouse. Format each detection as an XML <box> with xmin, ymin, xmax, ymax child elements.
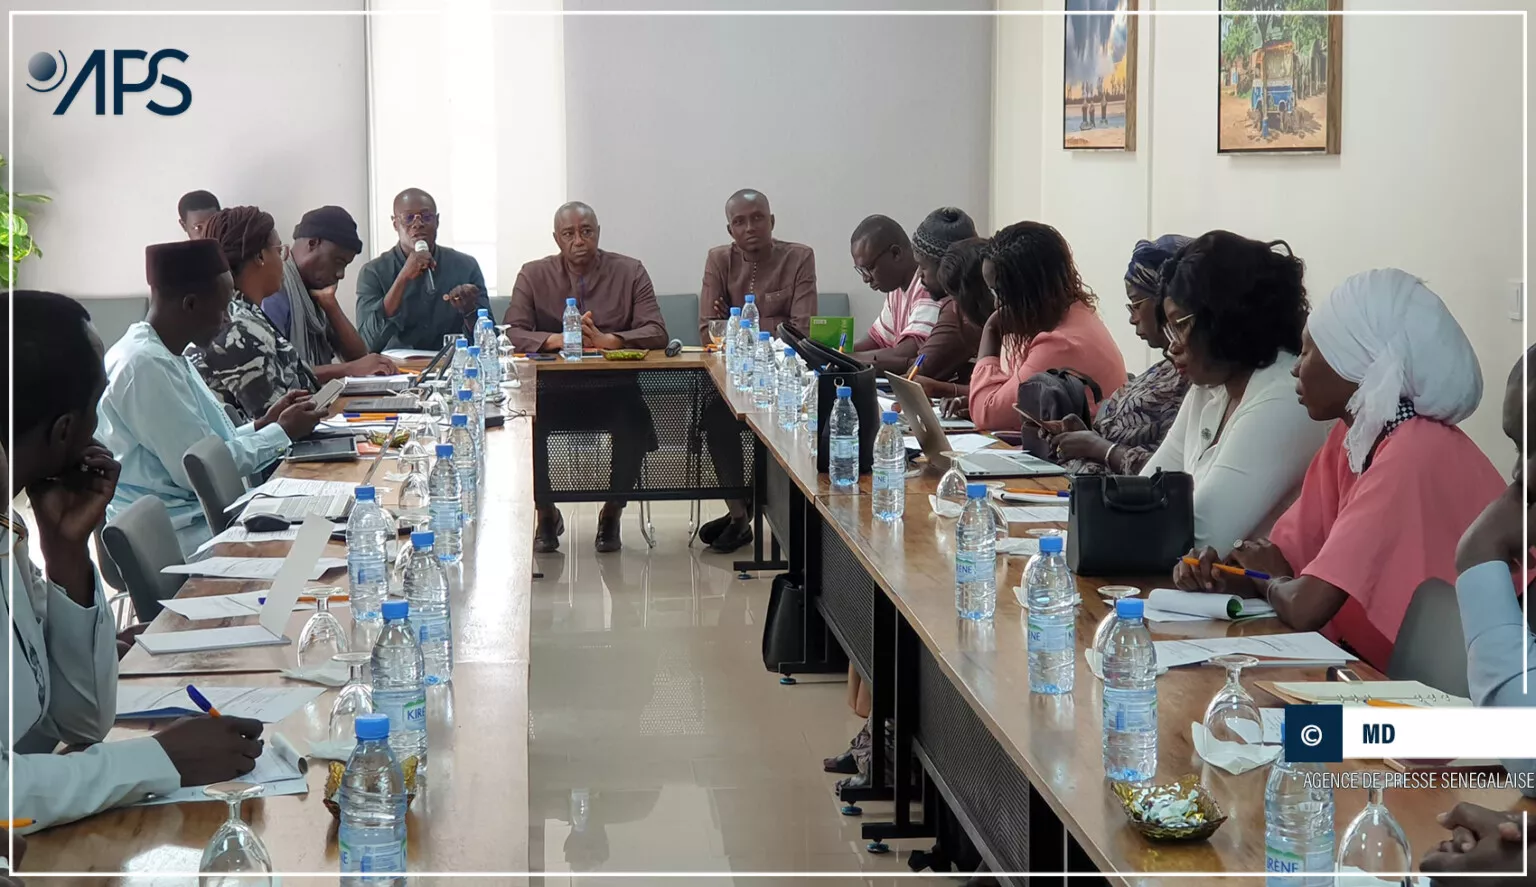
<box><xmin>1140</xmin><ymin>232</ymin><xmax>1329</xmax><ymax>557</ymax></box>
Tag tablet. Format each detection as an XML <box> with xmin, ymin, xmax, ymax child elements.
<box><xmin>284</xmin><ymin>437</ymin><xmax>359</xmax><ymax>463</ymax></box>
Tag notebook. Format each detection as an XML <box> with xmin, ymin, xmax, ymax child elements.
<box><xmin>807</xmin><ymin>316</ymin><xmax>855</xmax><ymax>352</ymax></box>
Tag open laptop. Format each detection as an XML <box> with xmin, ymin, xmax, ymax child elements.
<box><xmin>884</xmin><ymin>372</ymin><xmax>1065</xmax><ymax>479</ymax></box>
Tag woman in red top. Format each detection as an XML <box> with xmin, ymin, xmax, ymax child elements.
<box><xmin>968</xmin><ymin>222</ymin><xmax>1126</xmax><ymax>432</ymax></box>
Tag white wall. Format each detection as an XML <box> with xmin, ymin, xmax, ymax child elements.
<box><xmin>562</xmin><ymin>0</ymin><xmax>995</xmax><ymax>333</ymax></box>
<box><xmin>994</xmin><ymin>0</ymin><xmax>1530</xmax><ymax>462</ymax></box>
<box><xmin>7</xmin><ymin>1</ymin><xmax>369</xmax><ymax>311</ymax></box>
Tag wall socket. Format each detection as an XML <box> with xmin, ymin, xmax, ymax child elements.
<box><xmin>1511</xmin><ymin>279</ymin><xmax>1525</xmax><ymax>322</ymax></box>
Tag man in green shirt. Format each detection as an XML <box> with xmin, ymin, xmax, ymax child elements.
<box><xmin>355</xmin><ymin>188</ymin><xmax>490</xmax><ymax>351</ymax></box>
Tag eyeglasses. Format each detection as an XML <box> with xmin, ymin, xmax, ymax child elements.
<box><xmin>397</xmin><ymin>212</ymin><xmax>438</xmax><ymax>226</ymax></box>
<box><xmin>1161</xmin><ymin>312</ymin><xmax>1196</xmax><ymax>347</ymax></box>
<box><xmin>854</xmin><ymin>247</ymin><xmax>891</xmax><ymax>285</ymax></box>
<box><xmin>1125</xmin><ymin>296</ymin><xmax>1154</xmax><ymax>319</ymax></box>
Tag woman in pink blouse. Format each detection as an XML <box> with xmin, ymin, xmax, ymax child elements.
<box><xmin>968</xmin><ymin>222</ymin><xmax>1126</xmax><ymax>432</ymax></box>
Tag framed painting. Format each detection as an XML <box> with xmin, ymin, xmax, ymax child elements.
<box><xmin>1063</xmin><ymin>0</ymin><xmax>1137</xmax><ymax>151</ymax></box>
<box><xmin>1218</xmin><ymin>0</ymin><xmax>1343</xmax><ymax>154</ymax></box>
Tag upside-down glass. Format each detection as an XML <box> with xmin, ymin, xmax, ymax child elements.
<box><xmin>296</xmin><ymin>594</ymin><xmax>349</xmax><ymax>669</ymax></box>
<box><xmin>1091</xmin><ymin>585</ymin><xmax>1141</xmax><ymax>655</ymax></box>
<box><xmin>1337</xmin><ymin>785</ymin><xmax>1412</xmax><ymax>881</ymax></box>
<box><xmin>1201</xmin><ymin>654</ymin><xmax>1265</xmax><ymax>746</ymax></box>
<box><xmin>935</xmin><ymin>453</ymin><xmax>971</xmax><ymax>516</ymax></box>
<box><xmin>496</xmin><ymin>324</ymin><xmax>521</xmax><ymax>390</ymax></box>
<box><xmin>198</xmin><ymin>782</ymin><xmax>272</xmax><ymax>885</ymax></box>
<box><xmin>328</xmin><ymin>651</ymin><xmax>375</xmax><ymax>745</ymax></box>
<box><xmin>707</xmin><ymin>318</ymin><xmax>728</xmax><ymax>349</ymax></box>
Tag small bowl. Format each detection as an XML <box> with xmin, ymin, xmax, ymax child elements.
<box><xmin>323</xmin><ymin>755</ymin><xmax>419</xmax><ymax>818</ymax></box>
<box><xmin>1111</xmin><ymin>775</ymin><xmax>1227</xmax><ymax>842</ymax></box>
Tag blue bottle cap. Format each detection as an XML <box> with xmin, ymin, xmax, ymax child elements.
<box><xmin>465</xmin><ymin>367</ymin><xmax>479</xmax><ymax>378</ymax></box>
<box><xmin>758</xmin><ymin>331</ymin><xmax>771</xmax><ymax>341</ymax></box>
<box><xmin>451</xmin><ymin>413</ymin><xmax>468</xmax><ymax>427</ymax></box>
<box><xmin>436</xmin><ymin>443</ymin><xmax>454</xmax><ymax>458</ymax></box>
<box><xmin>354</xmin><ymin>485</ymin><xmax>375</xmax><ymax>502</ymax></box>
<box><xmin>382</xmin><ymin>598</ymin><xmax>409</xmax><ymax>620</ymax></box>
<box><xmin>730</xmin><ymin>306</ymin><xmax>741</xmax><ymax>316</ymax></box>
<box><xmin>411</xmin><ymin>530</ymin><xmax>435</xmax><ymax>549</ymax></box>
<box><xmin>784</xmin><ymin>347</ymin><xmax>796</xmax><ymax>358</ymax></box>
<box><xmin>455</xmin><ymin>337</ymin><xmax>468</xmax><ymax>346</ymax></box>
<box><xmin>1039</xmin><ymin>534</ymin><xmax>1064</xmax><ymax>554</ymax></box>
<box><xmin>1115</xmin><ymin>598</ymin><xmax>1144</xmax><ymax>619</ymax></box>
<box><xmin>740</xmin><ymin>319</ymin><xmax>751</xmax><ymax>328</ymax></box>
<box><xmin>566</xmin><ymin>297</ymin><xmax>577</xmax><ymax>306</ymax></box>
<box><xmin>458</xmin><ymin>389</ymin><xmax>473</xmax><ymax>400</ymax></box>
<box><xmin>881</xmin><ymin>411</ymin><xmax>899</xmax><ymax>425</ymax></box>
<box><xmin>744</xmin><ymin>293</ymin><xmax>755</xmax><ymax>302</ymax></box>
<box><xmin>467</xmin><ymin>346</ymin><xmax>481</xmax><ymax>357</ymax></box>
<box><xmin>965</xmin><ymin>482</ymin><xmax>987</xmax><ymax>499</ymax></box>
<box><xmin>836</xmin><ymin>386</ymin><xmax>851</xmax><ymax>398</ymax></box>
<box><xmin>354</xmin><ymin>713</ymin><xmax>390</xmax><ymax>741</ymax></box>
<box><xmin>477</xmin><ymin>308</ymin><xmax>489</xmax><ymax>316</ymax></box>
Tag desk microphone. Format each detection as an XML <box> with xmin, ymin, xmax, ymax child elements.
<box><xmin>414</xmin><ymin>239</ymin><xmax>437</xmax><ymax>295</ymax></box>
<box><xmin>665</xmin><ymin>338</ymin><xmax>683</xmax><ymax>357</ymax></box>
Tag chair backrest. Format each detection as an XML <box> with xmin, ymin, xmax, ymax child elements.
<box><xmin>657</xmin><ymin>293</ymin><xmax>701</xmax><ymax>347</ymax></box>
<box><xmin>489</xmin><ymin>295</ymin><xmax>511</xmax><ymax>325</ymax></box>
<box><xmin>102</xmin><ymin>497</ymin><xmax>187</xmax><ymax>622</ymax></box>
<box><xmin>817</xmin><ymin>292</ymin><xmax>851</xmax><ymax>318</ymax></box>
<box><xmin>92</xmin><ymin>521</ymin><xmax>125</xmax><ymax>591</ymax></box>
<box><xmin>1386</xmin><ymin>578</ymin><xmax>1471</xmax><ymax>697</ymax></box>
<box><xmin>183</xmin><ymin>435</ymin><xmax>246</xmax><ymax>534</ymax></box>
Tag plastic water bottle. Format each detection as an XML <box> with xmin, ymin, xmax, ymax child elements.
<box><xmin>1025</xmin><ymin>534</ymin><xmax>1076</xmax><ymax>694</ymax></box>
<box><xmin>752</xmin><ymin>331</ymin><xmax>776</xmax><ymax>408</ymax></box>
<box><xmin>370</xmin><ymin>599</ymin><xmax>427</xmax><ymax>782</ymax></box>
<box><xmin>828</xmin><ymin>385</ymin><xmax>858</xmax><ymax>489</ymax></box>
<box><xmin>346</xmin><ymin>486</ymin><xmax>391</xmax><ymax>643</ymax></box>
<box><xmin>465</xmin><ymin>351</ymin><xmax>483</xmax><ymax>401</ymax></box>
<box><xmin>955</xmin><ymin>483</ymin><xmax>997</xmax><ymax>620</ymax></box>
<box><xmin>457</xmin><ymin>383</ymin><xmax>483</xmax><ymax>460</ymax></box>
<box><xmin>776</xmin><ymin>348</ymin><xmax>801</xmax><ymax>429</ymax></box>
<box><xmin>872</xmin><ymin>412</ymin><xmax>905</xmax><ymax>521</ymax></box>
<box><xmin>1101</xmin><ymin>598</ymin><xmax>1158</xmax><ymax>782</ymax></box>
<box><xmin>449</xmin><ymin>413</ymin><xmax>477</xmax><ymax>525</ymax></box>
<box><xmin>734</xmin><ymin>319</ymin><xmax>754</xmax><ymax>392</ymax></box>
<box><xmin>450</xmin><ymin>336</ymin><xmax>471</xmax><ymax>390</ymax></box>
<box><xmin>476</xmin><ymin>316</ymin><xmax>499</xmax><ymax>389</ymax></box>
<box><xmin>403</xmin><ymin>531</ymin><xmax>453</xmax><ymax>686</ymax></box>
<box><xmin>804</xmin><ymin>369</ymin><xmax>820</xmax><ymax>438</ymax></box>
<box><xmin>338</xmin><ymin>713</ymin><xmax>407</xmax><ymax>885</ymax></box>
<box><xmin>741</xmin><ymin>292</ymin><xmax>760</xmax><ymax>339</ymax></box>
<box><xmin>723</xmin><ymin>306</ymin><xmax>742</xmax><ymax>382</ymax></box>
<box><xmin>1265</xmin><ymin>716</ymin><xmax>1336</xmax><ymax>887</ymax></box>
<box><xmin>429</xmin><ymin>443</ymin><xmax>462</xmax><ymax>564</ymax></box>
<box><xmin>561</xmin><ymin>297</ymin><xmax>582</xmax><ymax>360</ymax></box>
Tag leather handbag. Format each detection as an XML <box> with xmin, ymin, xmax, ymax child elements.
<box><xmin>1066</xmin><ymin>470</ymin><xmax>1194</xmax><ymax>576</ymax></box>
<box><xmin>1015</xmin><ymin>367</ymin><xmax>1103</xmax><ymax>458</ymax></box>
<box><xmin>762</xmin><ymin>572</ymin><xmax>848</xmax><ymax>677</ymax></box>
<box><xmin>778</xmin><ymin>322</ymin><xmax>879</xmax><ymax>474</ymax></box>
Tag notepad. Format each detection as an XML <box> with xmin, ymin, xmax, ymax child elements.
<box><xmin>1263</xmin><ymin>680</ymin><xmax>1472</xmax><ymax>708</ymax></box>
<box><xmin>136</xmin><ymin>732</ymin><xmax>309</xmax><ymax>806</ymax></box>
<box><xmin>1144</xmin><ymin>588</ymin><xmax>1276</xmax><ymax>622</ymax></box>
<box><xmin>137</xmin><ymin>518</ymin><xmax>333</xmax><ymax>655</ymax></box>
<box><xmin>808</xmin><ymin>316</ymin><xmax>855</xmax><ymax>351</ymax></box>
<box><xmin>382</xmin><ymin>348</ymin><xmax>440</xmax><ymax>360</ymax></box>
<box><xmin>226</xmin><ymin>478</ymin><xmax>358</xmax><ymax>513</ymax></box>
<box><xmin>159</xmin><ymin>588</ymin><xmax>345</xmax><ymax>621</ymax></box>
<box><xmin>116</xmin><ymin>685</ymin><xmax>324</xmax><ymax>722</ymax></box>
<box><xmin>162</xmin><ymin>557</ymin><xmax>345</xmax><ymax>582</ymax></box>
<box><xmin>340</xmin><ymin>374</ymin><xmax>414</xmax><ymax>395</ymax></box>
<box><xmin>192</xmin><ymin>524</ymin><xmax>302</xmax><ymax>557</ymax></box>
<box><xmin>1152</xmin><ymin>633</ymin><xmax>1352</xmax><ymax>669</ymax></box>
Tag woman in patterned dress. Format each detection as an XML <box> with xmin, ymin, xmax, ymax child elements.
<box><xmin>1044</xmin><ymin>235</ymin><xmax>1193</xmax><ymax>475</ymax></box>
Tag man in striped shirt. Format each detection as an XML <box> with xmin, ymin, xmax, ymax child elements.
<box><xmin>849</xmin><ymin>214</ymin><xmax>940</xmax><ymax>373</ymax></box>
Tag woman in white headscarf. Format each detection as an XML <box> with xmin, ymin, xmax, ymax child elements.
<box><xmin>1175</xmin><ymin>269</ymin><xmax>1506</xmax><ymax>670</ymax></box>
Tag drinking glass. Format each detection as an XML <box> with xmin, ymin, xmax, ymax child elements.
<box><xmin>496</xmin><ymin>324</ymin><xmax>521</xmax><ymax>390</ymax></box>
<box><xmin>707</xmin><ymin>318</ymin><xmax>728</xmax><ymax>349</ymax></box>
<box><xmin>296</xmin><ymin>594</ymin><xmax>349</xmax><ymax>669</ymax></box>
<box><xmin>935</xmin><ymin>453</ymin><xmax>970</xmax><ymax>517</ymax></box>
<box><xmin>1337</xmin><ymin>785</ymin><xmax>1412</xmax><ymax>881</ymax></box>
<box><xmin>198</xmin><ymin>782</ymin><xmax>272</xmax><ymax>885</ymax></box>
<box><xmin>981</xmin><ymin>481</ymin><xmax>1010</xmax><ymax>543</ymax></box>
<box><xmin>328</xmin><ymin>651</ymin><xmax>375</xmax><ymax>745</ymax></box>
<box><xmin>1201</xmin><ymin>654</ymin><xmax>1264</xmax><ymax>746</ymax></box>
<box><xmin>1091</xmin><ymin>585</ymin><xmax>1141</xmax><ymax>655</ymax></box>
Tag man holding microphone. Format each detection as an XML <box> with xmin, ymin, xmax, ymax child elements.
<box><xmin>355</xmin><ymin>187</ymin><xmax>490</xmax><ymax>352</ymax></box>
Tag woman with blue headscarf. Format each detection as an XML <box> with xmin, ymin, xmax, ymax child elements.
<box><xmin>1044</xmin><ymin>235</ymin><xmax>1193</xmax><ymax>474</ymax></box>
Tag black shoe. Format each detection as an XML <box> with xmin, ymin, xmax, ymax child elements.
<box><xmin>534</xmin><ymin>508</ymin><xmax>564</xmax><ymax>553</ymax></box>
<box><xmin>595</xmin><ymin>506</ymin><xmax>623</xmax><ymax>553</ymax></box>
<box><xmin>709</xmin><ymin>520</ymin><xmax>753</xmax><ymax>554</ymax></box>
<box><xmin>836</xmin><ymin>771</ymin><xmax>870</xmax><ymax>797</ymax></box>
<box><xmin>698</xmin><ymin>514</ymin><xmax>732</xmax><ymax>546</ymax></box>
<box><xmin>823</xmin><ymin>748</ymin><xmax>858</xmax><ymax>774</ymax></box>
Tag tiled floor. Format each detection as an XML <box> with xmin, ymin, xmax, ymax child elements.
<box><xmin>528</xmin><ymin>501</ymin><xmax>930</xmax><ymax>885</ymax></box>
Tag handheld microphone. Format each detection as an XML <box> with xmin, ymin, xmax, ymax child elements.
<box><xmin>664</xmin><ymin>338</ymin><xmax>683</xmax><ymax>357</ymax></box>
<box><xmin>414</xmin><ymin>239</ymin><xmax>437</xmax><ymax>295</ymax></box>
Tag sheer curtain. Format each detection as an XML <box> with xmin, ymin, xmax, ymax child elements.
<box><xmin>367</xmin><ymin>0</ymin><xmax>566</xmax><ymax>298</ymax></box>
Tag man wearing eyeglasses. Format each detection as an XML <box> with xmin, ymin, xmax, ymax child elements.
<box><xmin>355</xmin><ymin>188</ymin><xmax>489</xmax><ymax>352</ymax></box>
<box><xmin>848</xmin><ymin>214</ymin><xmax>939</xmax><ymax>373</ymax></box>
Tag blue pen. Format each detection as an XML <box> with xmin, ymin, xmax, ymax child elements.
<box><xmin>185</xmin><ymin>684</ymin><xmax>221</xmax><ymax>717</ymax></box>
<box><xmin>905</xmin><ymin>353</ymin><xmax>926</xmax><ymax>381</ymax></box>
<box><xmin>838</xmin><ymin>331</ymin><xmax>848</xmax><ymax>353</ymax></box>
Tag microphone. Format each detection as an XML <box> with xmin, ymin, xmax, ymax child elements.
<box><xmin>414</xmin><ymin>239</ymin><xmax>437</xmax><ymax>295</ymax></box>
<box><xmin>664</xmin><ymin>338</ymin><xmax>683</xmax><ymax>357</ymax></box>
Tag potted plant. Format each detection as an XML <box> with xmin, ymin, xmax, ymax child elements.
<box><xmin>0</xmin><ymin>155</ymin><xmax>50</xmax><ymax>287</ymax></box>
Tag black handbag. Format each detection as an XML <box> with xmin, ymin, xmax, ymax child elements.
<box><xmin>1066</xmin><ymin>470</ymin><xmax>1194</xmax><ymax>576</ymax></box>
<box><xmin>1015</xmin><ymin>367</ymin><xmax>1103</xmax><ymax>459</ymax></box>
<box><xmin>778</xmin><ymin>322</ymin><xmax>879</xmax><ymax>474</ymax></box>
<box><xmin>761</xmin><ymin>572</ymin><xmax>848</xmax><ymax>677</ymax></box>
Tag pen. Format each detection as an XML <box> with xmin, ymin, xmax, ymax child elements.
<box><xmin>905</xmin><ymin>354</ymin><xmax>926</xmax><ymax>381</ymax></box>
<box><xmin>258</xmin><ymin>593</ymin><xmax>349</xmax><ymax>605</ymax></box>
<box><xmin>1365</xmin><ymin>698</ymin><xmax>1418</xmax><ymax>708</ymax></box>
<box><xmin>1004</xmin><ymin>488</ymin><xmax>1070</xmax><ymax>497</ymax></box>
<box><xmin>1180</xmin><ymin>556</ymin><xmax>1271</xmax><ymax>581</ymax></box>
<box><xmin>1</xmin><ymin>820</ymin><xmax>33</xmax><ymax>829</ymax></box>
<box><xmin>838</xmin><ymin>331</ymin><xmax>848</xmax><ymax>353</ymax></box>
<box><xmin>344</xmin><ymin>413</ymin><xmax>400</xmax><ymax>420</ymax></box>
<box><xmin>185</xmin><ymin>684</ymin><xmax>221</xmax><ymax>717</ymax></box>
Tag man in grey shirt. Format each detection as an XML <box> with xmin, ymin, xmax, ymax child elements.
<box><xmin>355</xmin><ymin>188</ymin><xmax>489</xmax><ymax>351</ymax></box>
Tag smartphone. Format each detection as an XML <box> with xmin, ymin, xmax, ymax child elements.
<box><xmin>1012</xmin><ymin>404</ymin><xmax>1046</xmax><ymax>431</ymax></box>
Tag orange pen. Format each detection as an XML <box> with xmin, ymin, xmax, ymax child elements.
<box><xmin>1364</xmin><ymin>698</ymin><xmax>1418</xmax><ymax>709</ymax></box>
<box><xmin>2</xmin><ymin>819</ymin><xmax>32</xmax><ymax>829</ymax></box>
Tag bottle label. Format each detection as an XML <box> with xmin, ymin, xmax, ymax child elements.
<box><xmin>430</xmin><ymin>501</ymin><xmax>457</xmax><ymax>534</ymax></box>
<box><xmin>956</xmin><ymin>551</ymin><xmax>991</xmax><ymax>585</ymax></box>
<box><xmin>349</xmin><ymin>559</ymin><xmax>380</xmax><ymax>588</ymax></box>
<box><xmin>339</xmin><ymin>825</ymin><xmax>407</xmax><ymax>877</ymax></box>
<box><xmin>830</xmin><ymin>436</ymin><xmax>857</xmax><ymax>462</ymax></box>
<box><xmin>372</xmin><ymin>687</ymin><xmax>427</xmax><ymax>735</ymax></box>
<box><xmin>1026</xmin><ymin>615</ymin><xmax>1072</xmax><ymax>653</ymax></box>
<box><xmin>1102</xmin><ymin>686</ymin><xmax>1157</xmax><ymax>732</ymax></box>
<box><xmin>1265</xmin><ymin>843</ymin><xmax>1333</xmax><ymax>884</ymax></box>
<box><xmin>873</xmin><ymin>467</ymin><xmax>904</xmax><ymax>493</ymax></box>
<box><xmin>417</xmin><ymin>615</ymin><xmax>450</xmax><ymax>646</ymax></box>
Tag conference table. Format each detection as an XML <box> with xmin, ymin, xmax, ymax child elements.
<box><xmin>27</xmin><ymin>351</ymin><xmax>1531</xmax><ymax>885</ymax></box>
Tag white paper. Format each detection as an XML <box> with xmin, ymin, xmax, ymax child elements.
<box><xmin>937</xmin><ymin>418</ymin><xmax>976</xmax><ymax>431</ymax></box>
<box><xmin>1260</xmin><ymin>708</ymin><xmax>1285</xmax><ymax>744</ymax></box>
<box><xmin>159</xmin><ymin>589</ymin><xmax>344</xmax><ymax>621</ymax></box>
<box><xmin>1191</xmin><ymin>721</ymin><xmax>1282</xmax><ymax>774</ymax></box>
<box><xmin>192</xmin><ymin>525</ymin><xmax>302</xmax><ymax>557</ymax></box>
<box><xmin>258</xmin><ymin>517</ymin><xmax>335</xmax><ymax>638</ymax></box>
<box><xmin>227</xmin><ymin>478</ymin><xmax>357</xmax><ymax>513</ymax></box>
<box><xmin>116</xmin><ymin>685</ymin><xmax>324</xmax><ymax>723</ymax></box>
<box><xmin>340</xmin><ymin>374</ymin><xmax>414</xmax><ymax>394</ymax></box>
<box><xmin>136</xmin><ymin>733</ymin><xmax>307</xmax><ymax>806</ymax></box>
<box><xmin>1268</xmin><ymin>680</ymin><xmax>1472</xmax><ymax>708</ymax></box>
<box><xmin>382</xmin><ymin>348</ymin><xmax>439</xmax><ymax>360</ymax></box>
<box><xmin>1152</xmin><ymin>633</ymin><xmax>1352</xmax><ymax>669</ymax></box>
<box><xmin>928</xmin><ymin>495</ymin><xmax>963</xmax><ymax>519</ymax></box>
<box><xmin>162</xmin><ymin>556</ymin><xmax>346</xmax><ymax>582</ymax></box>
<box><xmin>1145</xmin><ymin>587</ymin><xmax>1275</xmax><ymax>622</ymax></box>
<box><xmin>939</xmin><ymin>433</ymin><xmax>998</xmax><ymax>455</ymax></box>
<box><xmin>1001</xmin><ymin>504</ymin><xmax>1069</xmax><ymax>523</ymax></box>
<box><xmin>281</xmin><ymin>659</ymin><xmax>351</xmax><ymax>687</ymax></box>
<box><xmin>135</xmin><ymin>625</ymin><xmax>288</xmax><ymax>654</ymax></box>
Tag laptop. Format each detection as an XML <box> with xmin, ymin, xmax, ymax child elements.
<box><xmin>884</xmin><ymin>372</ymin><xmax>1065</xmax><ymax>479</ymax></box>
